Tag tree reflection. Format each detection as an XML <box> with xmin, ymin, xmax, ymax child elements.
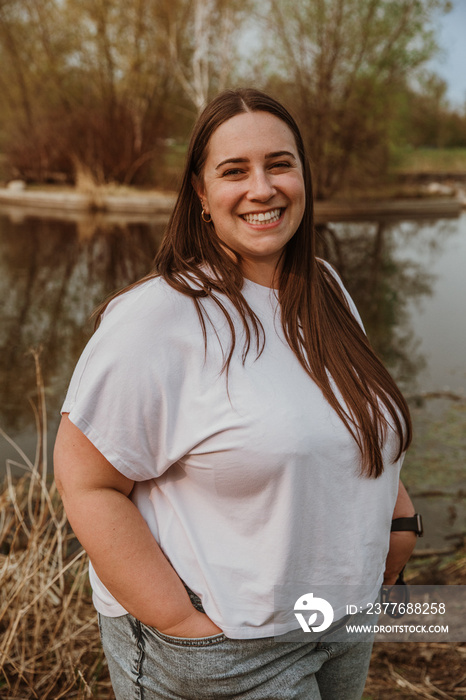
<box><xmin>1</xmin><ymin>214</ymin><xmax>165</xmax><ymax>435</ymax></box>
<box><xmin>0</xmin><ymin>212</ymin><xmax>456</xmax><ymax>447</ymax></box>
<box><xmin>316</xmin><ymin>218</ymin><xmax>455</xmax><ymax>391</ymax></box>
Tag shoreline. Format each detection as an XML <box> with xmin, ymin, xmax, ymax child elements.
<box><xmin>0</xmin><ymin>187</ymin><xmax>462</xmax><ymax>222</ymax></box>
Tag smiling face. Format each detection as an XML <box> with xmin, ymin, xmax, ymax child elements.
<box><xmin>194</xmin><ymin>111</ymin><xmax>306</xmax><ymax>287</ymax></box>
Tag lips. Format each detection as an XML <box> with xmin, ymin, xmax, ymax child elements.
<box><xmin>241</xmin><ymin>208</ymin><xmax>283</xmax><ymax>224</ymax></box>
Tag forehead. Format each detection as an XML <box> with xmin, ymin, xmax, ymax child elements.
<box><xmin>205</xmin><ymin>111</ymin><xmax>299</xmax><ymax>164</ymax></box>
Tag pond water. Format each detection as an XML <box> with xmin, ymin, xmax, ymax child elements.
<box><xmin>1</xmin><ymin>206</ymin><xmax>465</xmax><ymax>547</ymax></box>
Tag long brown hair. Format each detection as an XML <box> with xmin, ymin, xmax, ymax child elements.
<box><xmin>100</xmin><ymin>88</ymin><xmax>411</xmax><ymax>477</ymax></box>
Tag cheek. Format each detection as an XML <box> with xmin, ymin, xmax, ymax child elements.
<box><xmin>207</xmin><ymin>184</ymin><xmax>243</xmax><ymax>212</ymax></box>
<box><xmin>278</xmin><ymin>171</ymin><xmax>305</xmax><ymax>202</ymax></box>
<box><xmin>292</xmin><ymin>180</ymin><xmax>306</xmax><ymax>214</ymax></box>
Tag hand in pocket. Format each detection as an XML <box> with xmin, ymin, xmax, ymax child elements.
<box><xmin>157</xmin><ymin>608</ymin><xmax>223</xmax><ymax>638</ymax></box>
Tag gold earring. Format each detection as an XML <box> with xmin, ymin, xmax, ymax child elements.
<box><xmin>201</xmin><ymin>209</ymin><xmax>212</xmax><ymax>223</ymax></box>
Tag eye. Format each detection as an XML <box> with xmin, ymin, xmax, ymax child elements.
<box><xmin>269</xmin><ymin>161</ymin><xmax>292</xmax><ymax>171</ymax></box>
<box><xmin>221</xmin><ymin>168</ymin><xmax>246</xmax><ymax>178</ymax></box>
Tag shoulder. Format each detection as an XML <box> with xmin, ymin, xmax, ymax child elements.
<box><xmin>68</xmin><ymin>277</ymin><xmax>205</xmax><ymax>396</ymax></box>
<box><xmin>99</xmin><ymin>276</ymin><xmax>198</xmax><ymax>332</ymax></box>
<box><xmin>316</xmin><ymin>258</ymin><xmax>365</xmax><ymax>331</ymax></box>
<box><xmin>317</xmin><ymin>257</ymin><xmax>341</xmax><ymax>281</ymax></box>
<box><xmin>101</xmin><ymin>276</ymin><xmax>186</xmax><ymax>316</ymax></box>
<box><xmin>83</xmin><ymin>277</ymin><xmax>207</xmax><ymax>370</ymax></box>
<box><xmin>316</xmin><ymin>257</ymin><xmax>348</xmax><ymax>296</ymax></box>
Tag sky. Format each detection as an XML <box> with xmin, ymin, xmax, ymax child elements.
<box><xmin>429</xmin><ymin>0</ymin><xmax>466</xmax><ymax>106</ymax></box>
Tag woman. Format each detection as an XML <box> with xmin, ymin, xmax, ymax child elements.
<box><xmin>54</xmin><ymin>88</ymin><xmax>418</xmax><ymax>699</ymax></box>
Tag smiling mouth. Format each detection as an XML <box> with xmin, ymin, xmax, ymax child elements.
<box><xmin>241</xmin><ymin>208</ymin><xmax>283</xmax><ymax>224</ymax></box>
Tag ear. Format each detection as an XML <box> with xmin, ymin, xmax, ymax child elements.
<box><xmin>191</xmin><ymin>173</ymin><xmax>205</xmax><ymax>200</ymax></box>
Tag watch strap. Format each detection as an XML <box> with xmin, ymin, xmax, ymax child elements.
<box><xmin>391</xmin><ymin>513</ymin><xmax>423</xmax><ymax>536</ymax></box>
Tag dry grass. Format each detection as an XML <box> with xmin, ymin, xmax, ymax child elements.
<box><xmin>364</xmin><ymin>544</ymin><xmax>466</xmax><ymax>700</ymax></box>
<box><xmin>1</xmin><ymin>353</ymin><xmax>464</xmax><ymax>698</ymax></box>
<box><xmin>73</xmin><ymin>160</ymin><xmax>139</xmax><ymax>202</ymax></box>
<box><xmin>0</xmin><ymin>351</ymin><xmax>112</xmax><ymax>699</ymax></box>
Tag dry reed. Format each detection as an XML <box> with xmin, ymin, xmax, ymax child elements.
<box><xmin>0</xmin><ymin>351</ymin><xmax>112</xmax><ymax>699</ymax></box>
<box><xmin>2</xmin><ymin>353</ymin><xmax>464</xmax><ymax>699</ymax></box>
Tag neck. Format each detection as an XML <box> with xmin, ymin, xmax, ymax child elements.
<box><xmin>241</xmin><ymin>260</ymin><xmax>281</xmax><ymax>289</ymax></box>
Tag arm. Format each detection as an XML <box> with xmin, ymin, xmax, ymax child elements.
<box><xmin>383</xmin><ymin>479</ymin><xmax>417</xmax><ymax>585</ymax></box>
<box><xmin>54</xmin><ymin>415</ymin><xmax>222</xmax><ymax>637</ymax></box>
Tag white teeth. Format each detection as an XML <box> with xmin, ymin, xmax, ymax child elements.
<box><xmin>242</xmin><ymin>208</ymin><xmax>282</xmax><ymax>224</ymax></box>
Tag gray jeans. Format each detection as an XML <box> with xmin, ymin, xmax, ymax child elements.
<box><xmin>98</xmin><ymin>602</ymin><xmax>374</xmax><ymax>699</ymax></box>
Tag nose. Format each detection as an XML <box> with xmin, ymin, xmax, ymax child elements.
<box><xmin>247</xmin><ymin>168</ymin><xmax>276</xmax><ymax>201</ymax></box>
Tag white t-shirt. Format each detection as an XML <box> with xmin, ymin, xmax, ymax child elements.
<box><xmin>62</xmin><ymin>267</ymin><xmax>402</xmax><ymax>639</ymax></box>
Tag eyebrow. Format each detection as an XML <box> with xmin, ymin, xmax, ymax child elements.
<box><xmin>215</xmin><ymin>151</ymin><xmax>297</xmax><ymax>170</ymax></box>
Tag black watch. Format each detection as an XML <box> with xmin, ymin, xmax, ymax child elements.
<box><xmin>391</xmin><ymin>513</ymin><xmax>423</xmax><ymax>537</ymax></box>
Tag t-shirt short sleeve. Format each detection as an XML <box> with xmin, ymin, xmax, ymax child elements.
<box><xmin>61</xmin><ymin>278</ymin><xmax>193</xmax><ymax>481</ymax></box>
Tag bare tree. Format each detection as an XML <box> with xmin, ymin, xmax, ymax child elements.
<box><xmin>158</xmin><ymin>0</ymin><xmax>251</xmax><ymax>114</ymax></box>
<box><xmin>263</xmin><ymin>0</ymin><xmax>452</xmax><ymax>198</ymax></box>
<box><xmin>0</xmin><ymin>0</ymin><xmax>177</xmax><ymax>182</ymax></box>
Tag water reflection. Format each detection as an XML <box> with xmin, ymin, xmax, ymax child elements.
<box><xmin>1</xmin><ymin>213</ymin><xmax>166</xmax><ymax>436</ymax></box>
<box><xmin>316</xmin><ymin>220</ymin><xmax>449</xmax><ymax>391</ymax></box>
<box><xmin>0</xmin><ymin>208</ymin><xmax>460</xmax><ymax>472</ymax></box>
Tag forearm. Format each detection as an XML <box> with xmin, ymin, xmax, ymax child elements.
<box><xmin>383</xmin><ymin>480</ymin><xmax>417</xmax><ymax>585</ymax></box>
<box><xmin>61</xmin><ymin>486</ymin><xmax>194</xmax><ymax>630</ymax></box>
<box><xmin>54</xmin><ymin>415</ymin><xmax>221</xmax><ymax>636</ymax></box>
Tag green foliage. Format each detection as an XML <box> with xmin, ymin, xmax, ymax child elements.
<box><xmin>261</xmin><ymin>0</ymin><xmax>453</xmax><ymax>198</ymax></box>
<box><xmin>392</xmin><ymin>147</ymin><xmax>466</xmax><ymax>174</ymax></box>
<box><xmin>389</xmin><ymin>69</ymin><xmax>466</xmax><ymax>151</ymax></box>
